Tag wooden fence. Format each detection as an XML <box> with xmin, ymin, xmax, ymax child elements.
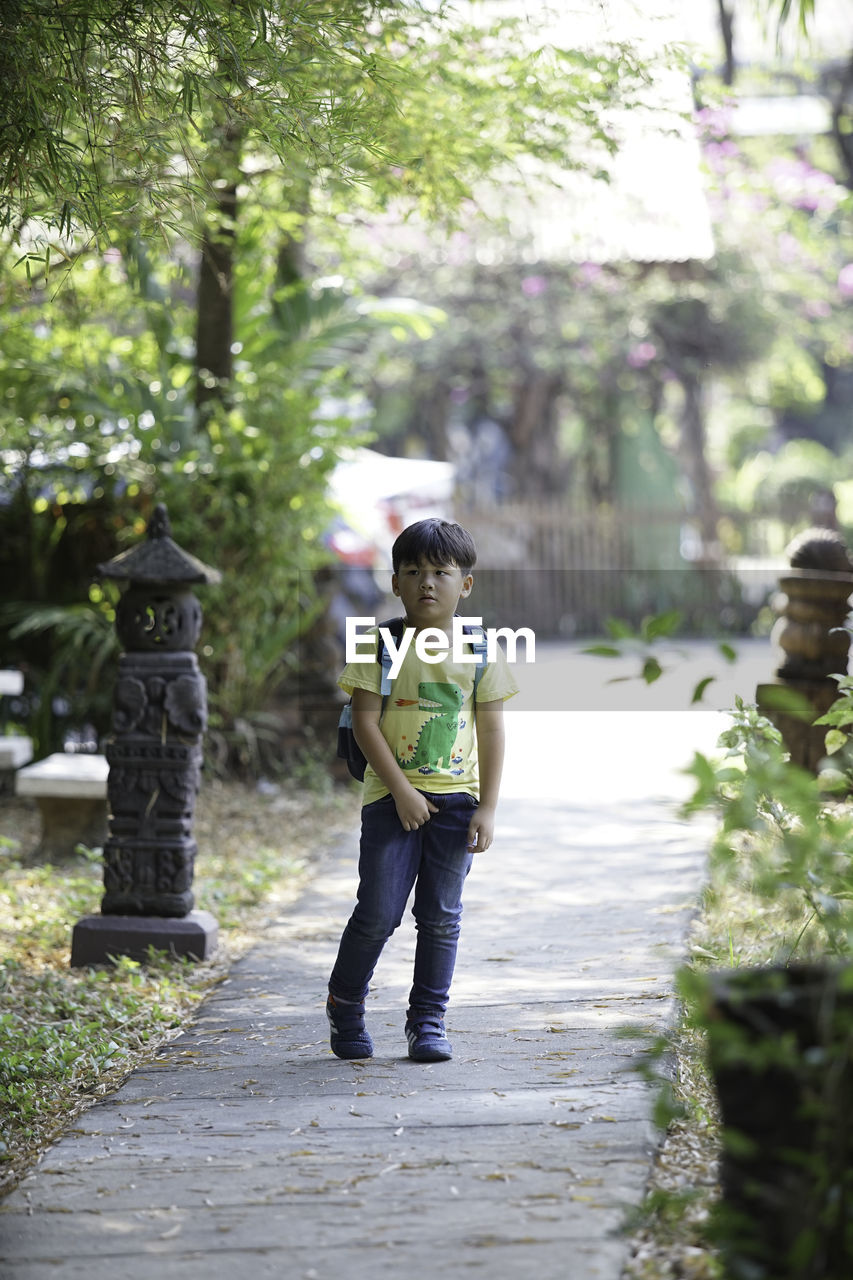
<box><xmin>455</xmin><ymin>502</ymin><xmax>777</xmax><ymax>638</ymax></box>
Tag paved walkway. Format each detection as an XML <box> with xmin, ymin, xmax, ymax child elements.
<box><xmin>0</xmin><ymin>708</ymin><xmax>721</xmax><ymax>1280</ymax></box>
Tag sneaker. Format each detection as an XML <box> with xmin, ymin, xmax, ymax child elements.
<box><xmin>406</xmin><ymin>1016</ymin><xmax>452</xmax><ymax>1062</ymax></box>
<box><xmin>326</xmin><ymin>995</ymin><xmax>373</xmax><ymax>1060</ymax></box>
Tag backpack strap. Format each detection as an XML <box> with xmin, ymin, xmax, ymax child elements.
<box><xmin>377</xmin><ymin>616</ymin><xmax>406</xmax><ymax>701</ymax></box>
<box><xmin>339</xmin><ymin>617</ymin><xmax>407</xmax><ymax>781</ymax></box>
<box><xmin>377</xmin><ymin>617</ymin><xmax>488</xmax><ymax>699</ymax></box>
<box><xmin>461</xmin><ymin>622</ymin><xmax>488</xmax><ymax>695</ymax></box>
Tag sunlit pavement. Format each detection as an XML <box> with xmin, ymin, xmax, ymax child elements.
<box><xmin>0</xmin><ymin>640</ymin><xmax>769</xmax><ymax>1279</ymax></box>
<box><xmin>502</xmin><ymin>635</ymin><xmax>770</xmax><ymax>801</ymax></box>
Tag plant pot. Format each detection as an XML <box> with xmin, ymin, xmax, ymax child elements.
<box><xmin>704</xmin><ymin>964</ymin><xmax>853</xmax><ymax>1280</ymax></box>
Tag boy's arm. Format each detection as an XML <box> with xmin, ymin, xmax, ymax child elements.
<box><xmin>468</xmin><ymin>697</ymin><xmax>506</xmax><ymax>853</ymax></box>
<box><xmin>351</xmin><ymin>687</ymin><xmax>438</xmax><ymax>831</ymax></box>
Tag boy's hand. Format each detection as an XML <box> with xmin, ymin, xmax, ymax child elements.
<box><xmin>467</xmin><ymin>805</ymin><xmax>496</xmax><ymax>853</ymax></box>
<box><xmin>393</xmin><ymin>784</ymin><xmax>439</xmax><ymax>832</ymax></box>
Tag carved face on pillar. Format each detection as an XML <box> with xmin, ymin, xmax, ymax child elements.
<box><xmin>116</xmin><ymin>585</ymin><xmax>203</xmax><ymax>652</ymax></box>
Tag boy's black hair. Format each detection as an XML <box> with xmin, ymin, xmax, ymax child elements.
<box><xmin>392</xmin><ymin>518</ymin><xmax>477</xmax><ymax>574</ymax></box>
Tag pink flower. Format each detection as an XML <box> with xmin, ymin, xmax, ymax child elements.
<box><xmin>627</xmin><ymin>342</ymin><xmax>657</xmax><ymax>368</ymax></box>
<box><xmin>838</xmin><ymin>264</ymin><xmax>853</xmax><ymax>298</ymax></box>
<box><xmin>576</xmin><ymin>262</ymin><xmax>603</xmax><ymax>287</ymax></box>
<box><xmin>695</xmin><ymin>106</ymin><xmax>734</xmax><ymax>139</ymax></box>
<box><xmin>521</xmin><ymin>275</ymin><xmax>548</xmax><ymax>297</ymax></box>
<box><xmin>766</xmin><ymin>158</ymin><xmax>841</xmax><ymax>213</ymax></box>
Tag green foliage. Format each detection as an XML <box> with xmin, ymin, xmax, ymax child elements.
<box><xmin>0</xmin><ymin>829</ymin><xmax>206</xmax><ymax>1168</ymax></box>
<box><xmin>0</xmin><ymin>207</ymin><xmax>432</xmax><ymax>754</ymax></box>
<box><xmin>585</xmin><ymin>613</ymin><xmax>853</xmax><ymax>964</ymax></box>
<box><xmin>648</xmin><ymin>270</ymin><xmax>772</xmax><ymax>377</ymax></box>
<box><xmin>683</xmin><ymin>697</ymin><xmax>853</xmax><ymax>961</ymax></box>
<box><xmin>766</xmin><ymin>340</ymin><xmax>826</xmax><ymax>414</ymax></box>
<box><xmin>332</xmin><ymin>207</ymin><xmax>781</xmax><ymax>511</ymax></box>
<box><xmin>0</xmin><ymin>2</ymin><xmax>665</xmax><ymax>757</ymax></box>
<box><xmin>814</xmin><ymin>674</ymin><xmax>853</xmax><ymax>763</ymax></box>
<box><xmin>338</xmin><ymin>44</ymin><xmax>853</xmax><ymax>524</ymax></box>
<box><xmin>0</xmin><ymin>591</ymin><xmax>119</xmax><ymax>755</ymax></box>
<box><xmin>0</xmin><ymin>954</ymin><xmax>191</xmax><ymax>1145</ymax></box>
<box><xmin>582</xmin><ymin>611</ymin><xmax>737</xmax><ymax>703</ymax></box>
<box><xmin>700</xmin><ymin>119</ymin><xmax>852</xmax><ymax>449</ymax></box>
<box><xmin>721</xmin><ymin>438</ymin><xmax>840</xmax><ymax>518</ymax></box>
<box><xmin>1</xmin><ymin>0</ymin><xmax>658</xmax><ymax>243</ymax></box>
<box><xmin>347</xmin><ymin>256</ymin><xmax>660</xmax><ymax>499</ymax></box>
<box><xmin>0</xmin><ymin>0</ymin><xmax>410</xmax><ymax>239</ymax></box>
<box><xmin>774</xmin><ymin>0</ymin><xmax>816</xmax><ymax>35</ymax></box>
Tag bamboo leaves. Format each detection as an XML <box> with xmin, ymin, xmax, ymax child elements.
<box><xmin>0</xmin><ymin>1</ymin><xmax>658</xmax><ymax>241</ymax></box>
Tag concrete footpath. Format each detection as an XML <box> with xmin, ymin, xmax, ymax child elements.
<box><xmin>0</xmin><ymin>707</ymin><xmax>721</xmax><ymax>1280</ymax></box>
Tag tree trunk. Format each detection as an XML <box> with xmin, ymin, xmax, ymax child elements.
<box><xmin>679</xmin><ymin>370</ymin><xmax>720</xmax><ymax>561</ymax></box>
<box><xmin>508</xmin><ymin>369</ymin><xmax>566</xmax><ymax>497</ymax></box>
<box><xmin>830</xmin><ymin>49</ymin><xmax>853</xmax><ymax>190</ymax></box>
<box><xmin>194</xmin><ymin>120</ymin><xmax>242</xmax><ymax>429</ymax></box>
<box><xmin>580</xmin><ymin>382</ymin><xmax>620</xmax><ymax>505</ymax></box>
<box><xmin>716</xmin><ymin>0</ymin><xmax>736</xmax><ymax>86</ymax></box>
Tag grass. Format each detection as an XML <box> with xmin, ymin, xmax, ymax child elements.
<box><xmin>0</xmin><ymin>773</ymin><xmax>360</xmax><ymax>1198</ymax></box>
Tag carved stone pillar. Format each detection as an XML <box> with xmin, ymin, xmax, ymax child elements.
<box><xmin>71</xmin><ymin>505</ymin><xmax>221</xmax><ymax>966</ymax></box>
<box><xmin>757</xmin><ymin>528</ymin><xmax>853</xmax><ymax>772</ymax></box>
<box><xmin>102</xmin><ymin>651</ymin><xmax>205</xmax><ymax>916</ymax></box>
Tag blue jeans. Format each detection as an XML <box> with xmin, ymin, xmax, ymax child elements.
<box><xmin>328</xmin><ymin>791</ymin><xmax>477</xmax><ymax>1020</ymax></box>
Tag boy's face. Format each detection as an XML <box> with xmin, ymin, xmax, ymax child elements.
<box><xmin>391</xmin><ymin>557</ymin><xmax>473</xmax><ymax>630</ymax></box>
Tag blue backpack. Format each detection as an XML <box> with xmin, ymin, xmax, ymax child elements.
<box><xmin>336</xmin><ymin>616</ymin><xmax>488</xmax><ymax>781</ymax></box>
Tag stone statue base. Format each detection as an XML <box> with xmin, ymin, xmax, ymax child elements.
<box><xmin>756</xmin><ymin>680</ymin><xmax>839</xmax><ymax>773</ymax></box>
<box><xmin>70</xmin><ymin>910</ymin><xmax>218</xmax><ymax>968</ymax></box>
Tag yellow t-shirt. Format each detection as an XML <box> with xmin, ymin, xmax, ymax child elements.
<box><xmin>338</xmin><ymin>620</ymin><xmax>518</xmax><ymax>805</ymax></box>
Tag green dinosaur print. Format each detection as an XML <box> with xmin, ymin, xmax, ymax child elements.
<box><xmin>395</xmin><ymin>682</ymin><xmax>465</xmax><ymax>773</ymax></box>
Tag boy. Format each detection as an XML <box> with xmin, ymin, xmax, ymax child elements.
<box><xmin>327</xmin><ymin>517</ymin><xmax>518</xmax><ymax>1062</ymax></box>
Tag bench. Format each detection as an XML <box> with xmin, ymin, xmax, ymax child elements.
<box><xmin>15</xmin><ymin>752</ymin><xmax>109</xmax><ymax>860</ymax></box>
<box><xmin>0</xmin><ymin>735</ymin><xmax>34</xmax><ymax>795</ymax></box>
<box><xmin>0</xmin><ymin>671</ymin><xmax>33</xmax><ymax>791</ymax></box>
<box><xmin>0</xmin><ymin>736</ymin><xmax>34</xmax><ymax>769</ymax></box>
<box><xmin>0</xmin><ymin>670</ymin><xmax>24</xmax><ymax>697</ymax></box>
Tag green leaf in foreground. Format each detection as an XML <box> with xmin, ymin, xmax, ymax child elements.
<box><xmin>604</xmin><ymin>617</ymin><xmax>636</xmax><ymax>641</ymax></box>
<box><xmin>757</xmin><ymin>685</ymin><xmax>816</xmax><ymax>722</ymax></box>
<box><xmin>642</xmin><ymin>657</ymin><xmax>663</xmax><ymax>685</ymax></box>
<box><xmin>814</xmin><ymin>700</ymin><xmax>853</xmax><ymax>728</ymax></box>
<box><xmin>640</xmin><ymin>610</ymin><xmax>682</xmax><ymax>643</ymax></box>
<box><xmin>691</xmin><ymin>676</ymin><xmax>716</xmax><ymax>704</ymax></box>
<box><xmin>581</xmin><ymin>644</ymin><xmax>623</xmax><ymax>658</ymax></box>
<box><xmin>823</xmin><ymin>728</ymin><xmax>848</xmax><ymax>755</ymax></box>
